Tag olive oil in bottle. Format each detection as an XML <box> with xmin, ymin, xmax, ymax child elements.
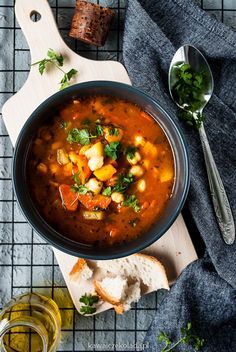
<box><xmin>0</xmin><ymin>293</ymin><xmax>61</xmax><ymax>352</ymax></box>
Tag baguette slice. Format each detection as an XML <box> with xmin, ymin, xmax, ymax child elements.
<box><xmin>96</xmin><ymin>253</ymin><xmax>169</xmax><ymax>291</ymax></box>
<box><xmin>114</xmin><ymin>281</ymin><xmax>141</xmax><ymax>314</ymax></box>
<box><xmin>69</xmin><ymin>258</ymin><xmax>93</xmax><ymax>282</ymax></box>
<box><xmin>94</xmin><ymin>276</ymin><xmax>128</xmax><ymax>305</ymax></box>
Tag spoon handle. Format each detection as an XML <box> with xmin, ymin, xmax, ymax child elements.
<box><xmin>199</xmin><ymin>124</ymin><xmax>235</xmax><ymax>244</ymax></box>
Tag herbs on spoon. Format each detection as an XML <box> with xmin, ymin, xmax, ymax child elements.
<box><xmin>32</xmin><ymin>48</ymin><xmax>78</xmax><ymax>90</ymax></box>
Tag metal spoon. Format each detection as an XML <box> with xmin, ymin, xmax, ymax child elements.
<box><xmin>168</xmin><ymin>44</ymin><xmax>235</xmax><ymax>245</ymax></box>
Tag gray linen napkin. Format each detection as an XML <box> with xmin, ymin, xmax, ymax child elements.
<box><xmin>123</xmin><ymin>0</ymin><xmax>236</xmax><ymax>350</ymax></box>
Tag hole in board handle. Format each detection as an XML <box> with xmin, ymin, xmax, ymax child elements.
<box><xmin>30</xmin><ymin>10</ymin><xmax>42</xmax><ymax>22</ymax></box>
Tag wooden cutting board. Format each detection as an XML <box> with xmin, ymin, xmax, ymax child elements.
<box><xmin>2</xmin><ymin>0</ymin><xmax>197</xmax><ymax>314</ymax></box>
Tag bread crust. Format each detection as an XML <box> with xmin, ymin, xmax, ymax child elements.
<box><xmin>94</xmin><ymin>279</ymin><xmax>121</xmax><ymax>305</ymax></box>
<box><xmin>69</xmin><ymin>258</ymin><xmax>87</xmax><ymax>281</ymax></box>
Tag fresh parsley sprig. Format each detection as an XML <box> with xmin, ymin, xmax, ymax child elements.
<box><xmin>113</xmin><ymin>173</ymin><xmax>134</xmax><ymax>193</ymax></box>
<box><xmin>158</xmin><ymin>322</ymin><xmax>205</xmax><ymax>352</ymax></box>
<box><xmin>123</xmin><ymin>195</ymin><xmax>141</xmax><ymax>213</ymax></box>
<box><xmin>32</xmin><ymin>49</ymin><xmax>78</xmax><ymax>90</ymax></box>
<box><xmin>124</xmin><ymin>145</ymin><xmax>138</xmax><ymax>160</ymax></box>
<box><xmin>79</xmin><ymin>293</ymin><xmax>99</xmax><ymax>315</ymax></box>
<box><xmin>104</xmin><ymin>141</ymin><xmax>121</xmax><ymax>160</ymax></box>
<box><xmin>67</xmin><ymin>128</ymin><xmax>96</xmax><ymax>145</ymax></box>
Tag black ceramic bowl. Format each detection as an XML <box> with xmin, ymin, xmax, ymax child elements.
<box><xmin>13</xmin><ymin>81</ymin><xmax>189</xmax><ymax>259</ymax></box>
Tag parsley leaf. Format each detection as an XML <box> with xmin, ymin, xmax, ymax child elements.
<box><xmin>71</xmin><ymin>184</ymin><xmax>88</xmax><ymax>194</ymax></box>
<box><xmin>60</xmin><ymin>121</ymin><xmax>68</xmax><ymax>129</ymax></box>
<box><xmin>31</xmin><ymin>49</ymin><xmax>78</xmax><ymax>90</ymax></box>
<box><xmin>102</xmin><ymin>187</ymin><xmax>112</xmax><ymax>196</ymax></box>
<box><xmin>157</xmin><ymin>322</ymin><xmax>205</xmax><ymax>352</ymax></box>
<box><xmin>96</xmin><ymin>124</ymin><xmax>104</xmax><ymax>136</ymax></box>
<box><xmin>124</xmin><ymin>145</ymin><xmax>138</xmax><ymax>160</ymax></box>
<box><xmin>108</xmin><ymin>126</ymin><xmax>119</xmax><ymax>136</ymax></box>
<box><xmin>79</xmin><ymin>293</ymin><xmax>99</xmax><ymax>315</ymax></box>
<box><xmin>123</xmin><ymin>195</ymin><xmax>141</xmax><ymax>212</ymax></box>
<box><xmin>113</xmin><ymin>173</ymin><xmax>134</xmax><ymax>193</ymax></box>
<box><xmin>67</xmin><ymin>128</ymin><xmax>91</xmax><ymax>145</ymax></box>
<box><xmin>104</xmin><ymin>142</ymin><xmax>121</xmax><ymax>160</ymax></box>
<box><xmin>60</xmin><ymin>69</ymin><xmax>78</xmax><ymax>90</ymax></box>
<box><xmin>72</xmin><ymin>172</ymin><xmax>81</xmax><ymax>185</ymax></box>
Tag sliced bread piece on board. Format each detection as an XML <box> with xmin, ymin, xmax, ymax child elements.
<box><xmin>94</xmin><ymin>276</ymin><xmax>128</xmax><ymax>305</ymax></box>
<box><xmin>69</xmin><ymin>258</ymin><xmax>93</xmax><ymax>282</ymax></box>
<box><xmin>114</xmin><ymin>281</ymin><xmax>141</xmax><ymax>314</ymax></box>
<box><xmin>96</xmin><ymin>253</ymin><xmax>169</xmax><ymax>291</ymax></box>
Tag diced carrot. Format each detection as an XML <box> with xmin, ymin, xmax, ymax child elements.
<box><xmin>78</xmin><ymin>194</ymin><xmax>111</xmax><ymax>211</ymax></box>
<box><xmin>59</xmin><ymin>184</ymin><xmax>78</xmax><ymax>211</ymax></box>
<box><xmin>140</xmin><ymin>111</ymin><xmax>153</xmax><ymax>122</ymax></box>
<box><xmin>77</xmin><ymin>155</ymin><xmax>92</xmax><ymax>184</ymax></box>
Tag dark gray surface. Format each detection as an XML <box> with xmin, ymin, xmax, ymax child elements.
<box><xmin>123</xmin><ymin>0</ymin><xmax>236</xmax><ymax>350</ymax></box>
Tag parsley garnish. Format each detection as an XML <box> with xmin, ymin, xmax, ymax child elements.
<box><xmin>79</xmin><ymin>293</ymin><xmax>99</xmax><ymax>315</ymax></box>
<box><xmin>123</xmin><ymin>195</ymin><xmax>141</xmax><ymax>212</ymax></box>
<box><xmin>171</xmin><ymin>62</ymin><xmax>207</xmax><ymax>129</ymax></box>
<box><xmin>32</xmin><ymin>49</ymin><xmax>78</xmax><ymax>90</ymax></box>
<box><xmin>104</xmin><ymin>142</ymin><xmax>121</xmax><ymax>160</ymax></box>
<box><xmin>108</xmin><ymin>126</ymin><xmax>119</xmax><ymax>136</ymax></box>
<box><xmin>158</xmin><ymin>322</ymin><xmax>205</xmax><ymax>352</ymax></box>
<box><xmin>102</xmin><ymin>187</ymin><xmax>112</xmax><ymax>196</ymax></box>
<box><xmin>60</xmin><ymin>121</ymin><xmax>68</xmax><ymax>129</ymax></box>
<box><xmin>96</xmin><ymin>125</ymin><xmax>104</xmax><ymax>136</ymax></box>
<box><xmin>124</xmin><ymin>145</ymin><xmax>138</xmax><ymax>160</ymax></box>
<box><xmin>81</xmin><ymin>118</ymin><xmax>91</xmax><ymax>128</ymax></box>
<box><xmin>67</xmin><ymin>128</ymin><xmax>96</xmax><ymax>145</ymax></box>
<box><xmin>71</xmin><ymin>184</ymin><xmax>88</xmax><ymax>194</ymax></box>
<box><xmin>113</xmin><ymin>173</ymin><xmax>134</xmax><ymax>194</ymax></box>
<box><xmin>72</xmin><ymin>172</ymin><xmax>81</xmax><ymax>185</ymax></box>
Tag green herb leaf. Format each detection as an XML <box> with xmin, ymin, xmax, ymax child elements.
<box><xmin>96</xmin><ymin>124</ymin><xmax>104</xmax><ymax>136</ymax></box>
<box><xmin>60</xmin><ymin>69</ymin><xmax>78</xmax><ymax>90</ymax></box>
<box><xmin>108</xmin><ymin>126</ymin><xmax>119</xmax><ymax>136</ymax></box>
<box><xmin>71</xmin><ymin>184</ymin><xmax>88</xmax><ymax>194</ymax></box>
<box><xmin>102</xmin><ymin>187</ymin><xmax>112</xmax><ymax>196</ymax></box>
<box><xmin>157</xmin><ymin>322</ymin><xmax>205</xmax><ymax>352</ymax></box>
<box><xmin>38</xmin><ymin>59</ymin><xmax>47</xmax><ymax>75</ymax></box>
<box><xmin>47</xmin><ymin>48</ymin><xmax>64</xmax><ymax>66</ymax></box>
<box><xmin>124</xmin><ymin>145</ymin><xmax>138</xmax><ymax>160</ymax></box>
<box><xmin>113</xmin><ymin>173</ymin><xmax>134</xmax><ymax>194</ymax></box>
<box><xmin>60</xmin><ymin>121</ymin><xmax>68</xmax><ymax>129</ymax></box>
<box><xmin>67</xmin><ymin>128</ymin><xmax>91</xmax><ymax>145</ymax></box>
<box><xmin>105</xmin><ymin>142</ymin><xmax>121</xmax><ymax>160</ymax></box>
<box><xmin>123</xmin><ymin>195</ymin><xmax>141</xmax><ymax>212</ymax></box>
<box><xmin>79</xmin><ymin>293</ymin><xmax>99</xmax><ymax>315</ymax></box>
<box><xmin>82</xmin><ymin>119</ymin><xmax>91</xmax><ymax>128</ymax></box>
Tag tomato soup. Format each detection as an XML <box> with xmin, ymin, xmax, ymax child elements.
<box><xmin>28</xmin><ymin>96</ymin><xmax>174</xmax><ymax>246</ymax></box>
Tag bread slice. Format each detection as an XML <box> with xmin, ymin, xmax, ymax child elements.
<box><xmin>113</xmin><ymin>281</ymin><xmax>142</xmax><ymax>314</ymax></box>
<box><xmin>94</xmin><ymin>277</ymin><xmax>128</xmax><ymax>305</ymax></box>
<box><xmin>96</xmin><ymin>253</ymin><xmax>169</xmax><ymax>291</ymax></box>
<box><xmin>69</xmin><ymin>258</ymin><xmax>93</xmax><ymax>282</ymax></box>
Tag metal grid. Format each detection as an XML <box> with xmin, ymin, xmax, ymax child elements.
<box><xmin>0</xmin><ymin>0</ymin><xmax>236</xmax><ymax>351</ymax></box>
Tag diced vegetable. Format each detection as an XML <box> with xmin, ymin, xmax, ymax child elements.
<box><xmin>59</xmin><ymin>184</ymin><xmax>79</xmax><ymax>211</ymax></box>
<box><xmin>83</xmin><ymin>211</ymin><xmax>104</xmax><ymax>220</ymax></box>
<box><xmin>79</xmin><ymin>145</ymin><xmax>91</xmax><ymax>155</ymax></box>
<box><xmin>77</xmin><ymin>155</ymin><xmax>92</xmax><ymax>184</ymax></box>
<box><xmin>63</xmin><ymin>163</ymin><xmax>73</xmax><ymax>177</ymax></box>
<box><xmin>143</xmin><ymin>141</ymin><xmax>158</xmax><ymax>158</ymax></box>
<box><xmin>160</xmin><ymin>167</ymin><xmax>174</xmax><ymax>183</ymax></box>
<box><xmin>111</xmin><ymin>192</ymin><xmax>124</xmax><ymax>203</ymax></box>
<box><xmin>49</xmin><ymin>163</ymin><xmax>60</xmax><ymax>175</ymax></box>
<box><xmin>127</xmin><ymin>151</ymin><xmax>141</xmax><ymax>165</ymax></box>
<box><xmin>106</xmin><ymin>176</ymin><xmax>118</xmax><ymax>187</ymax></box>
<box><xmin>69</xmin><ymin>151</ymin><xmax>80</xmax><ymax>163</ymax></box>
<box><xmin>104</xmin><ymin>127</ymin><xmax>123</xmax><ymax>143</ymax></box>
<box><xmin>142</xmin><ymin>159</ymin><xmax>150</xmax><ymax>169</ymax></box>
<box><xmin>88</xmin><ymin>156</ymin><xmax>104</xmax><ymax>171</ymax></box>
<box><xmin>37</xmin><ymin>163</ymin><xmax>48</xmax><ymax>174</ymax></box>
<box><xmin>136</xmin><ymin>179</ymin><xmax>146</xmax><ymax>192</ymax></box>
<box><xmin>57</xmin><ymin>148</ymin><xmax>69</xmax><ymax>165</ymax></box>
<box><xmin>94</xmin><ymin>164</ymin><xmax>117</xmax><ymax>181</ymax></box>
<box><xmin>85</xmin><ymin>142</ymin><xmax>104</xmax><ymax>159</ymax></box>
<box><xmin>129</xmin><ymin>165</ymin><xmax>144</xmax><ymax>178</ymax></box>
<box><xmin>134</xmin><ymin>135</ymin><xmax>146</xmax><ymax>147</ymax></box>
<box><xmin>78</xmin><ymin>193</ymin><xmax>112</xmax><ymax>210</ymax></box>
<box><xmin>85</xmin><ymin>178</ymin><xmax>103</xmax><ymax>195</ymax></box>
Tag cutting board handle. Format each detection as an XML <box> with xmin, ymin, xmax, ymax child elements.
<box><xmin>15</xmin><ymin>0</ymin><xmax>68</xmax><ymax>62</ymax></box>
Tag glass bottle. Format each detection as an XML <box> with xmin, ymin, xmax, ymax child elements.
<box><xmin>0</xmin><ymin>293</ymin><xmax>61</xmax><ymax>352</ymax></box>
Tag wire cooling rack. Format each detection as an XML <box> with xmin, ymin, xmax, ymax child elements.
<box><xmin>0</xmin><ymin>0</ymin><xmax>236</xmax><ymax>351</ymax></box>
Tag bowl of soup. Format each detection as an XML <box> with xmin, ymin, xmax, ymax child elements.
<box><xmin>13</xmin><ymin>81</ymin><xmax>189</xmax><ymax>259</ymax></box>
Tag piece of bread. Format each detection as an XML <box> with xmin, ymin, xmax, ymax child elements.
<box><xmin>96</xmin><ymin>253</ymin><xmax>169</xmax><ymax>291</ymax></box>
<box><xmin>69</xmin><ymin>258</ymin><xmax>93</xmax><ymax>281</ymax></box>
<box><xmin>113</xmin><ymin>281</ymin><xmax>142</xmax><ymax>314</ymax></box>
<box><xmin>94</xmin><ymin>276</ymin><xmax>128</xmax><ymax>305</ymax></box>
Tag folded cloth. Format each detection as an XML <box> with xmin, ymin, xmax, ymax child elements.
<box><xmin>123</xmin><ymin>0</ymin><xmax>236</xmax><ymax>350</ymax></box>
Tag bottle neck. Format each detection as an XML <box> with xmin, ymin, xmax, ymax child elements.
<box><xmin>0</xmin><ymin>316</ymin><xmax>48</xmax><ymax>352</ymax></box>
